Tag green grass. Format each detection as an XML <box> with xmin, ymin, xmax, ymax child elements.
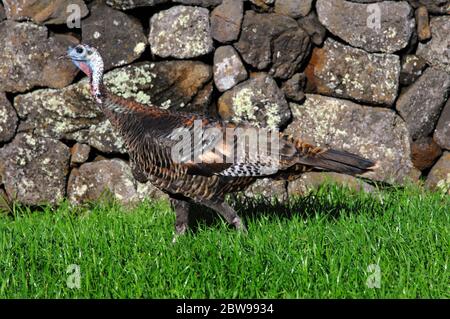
<box><xmin>0</xmin><ymin>185</ymin><xmax>448</xmax><ymax>298</ymax></box>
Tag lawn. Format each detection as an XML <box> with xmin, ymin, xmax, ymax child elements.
<box><xmin>0</xmin><ymin>185</ymin><xmax>448</xmax><ymax>298</ymax></box>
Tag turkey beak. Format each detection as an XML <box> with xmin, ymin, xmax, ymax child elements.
<box><xmin>58</xmin><ymin>52</ymin><xmax>72</xmax><ymax>60</ymax></box>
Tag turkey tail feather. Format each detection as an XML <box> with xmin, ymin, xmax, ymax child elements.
<box><xmin>299</xmin><ymin>149</ymin><xmax>377</xmax><ymax>176</ymax></box>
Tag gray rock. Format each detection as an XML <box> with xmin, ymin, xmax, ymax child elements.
<box><xmin>0</xmin><ymin>4</ymin><xmax>6</xmax><ymax>21</ymax></box>
<box><xmin>416</xmin><ymin>6</ymin><xmax>431</xmax><ymax>42</ymax></box>
<box><xmin>288</xmin><ymin>172</ymin><xmax>375</xmax><ymax>195</ymax></box>
<box><xmin>68</xmin><ymin>159</ymin><xmax>165</xmax><ymax>205</ymax></box>
<box><xmin>149</xmin><ymin>6</ymin><xmax>213</xmax><ymax>59</ymax></box>
<box><xmin>281</xmin><ymin>73</ymin><xmax>306</xmax><ymax>102</ymax></box>
<box><xmin>2</xmin><ymin>0</ymin><xmax>88</xmax><ymax>25</ymax></box>
<box><xmin>210</xmin><ymin>0</ymin><xmax>243</xmax><ymax>43</ymax></box>
<box><xmin>411</xmin><ymin>137</ymin><xmax>442</xmax><ymax>171</ymax></box>
<box><xmin>305</xmin><ymin>38</ymin><xmax>400</xmax><ymax>106</ymax></box>
<box><xmin>0</xmin><ymin>21</ymin><xmax>79</xmax><ymax>93</ymax></box>
<box><xmin>396</xmin><ymin>67</ymin><xmax>450</xmax><ymax>140</ymax></box>
<box><xmin>218</xmin><ymin>73</ymin><xmax>291</xmax><ymax>129</ymax></box>
<box><xmin>70</xmin><ymin>143</ymin><xmax>91</xmax><ymax>166</ymax></box>
<box><xmin>0</xmin><ymin>93</ymin><xmax>17</xmax><ymax>143</ymax></box>
<box><xmin>0</xmin><ymin>133</ymin><xmax>70</xmax><ymax>206</ymax></box>
<box><xmin>106</xmin><ymin>0</ymin><xmax>168</xmax><ymax>10</ymax></box>
<box><xmin>235</xmin><ymin>10</ymin><xmax>309</xmax><ymax>79</ymax></box>
<box><xmin>285</xmin><ymin>95</ymin><xmax>417</xmax><ymax>183</ymax></box>
<box><xmin>14</xmin><ymin>61</ymin><xmax>212</xmax><ymax>154</ymax></box>
<box><xmin>274</xmin><ymin>0</ymin><xmax>313</xmax><ymax>18</ymax></box>
<box><xmin>400</xmin><ymin>54</ymin><xmax>428</xmax><ymax>86</ymax></box>
<box><xmin>316</xmin><ymin>0</ymin><xmax>415</xmax><ymax>53</ymax></box>
<box><xmin>269</xmin><ymin>26</ymin><xmax>311</xmax><ymax>80</ymax></box>
<box><xmin>425</xmin><ymin>152</ymin><xmax>450</xmax><ymax>194</ymax></box>
<box><xmin>434</xmin><ymin>99</ymin><xmax>450</xmax><ymax>150</ymax></box>
<box><xmin>235</xmin><ymin>11</ymin><xmax>297</xmax><ymax>70</ymax></box>
<box><xmin>417</xmin><ymin>17</ymin><xmax>450</xmax><ymax>74</ymax></box>
<box><xmin>297</xmin><ymin>11</ymin><xmax>327</xmax><ymax>46</ymax></box>
<box><xmin>407</xmin><ymin>0</ymin><xmax>450</xmax><ymax>15</ymax></box>
<box><xmin>243</xmin><ymin>178</ymin><xmax>288</xmax><ymax>201</ymax></box>
<box><xmin>214</xmin><ymin>45</ymin><xmax>248</xmax><ymax>92</ymax></box>
<box><xmin>82</xmin><ymin>2</ymin><xmax>147</xmax><ymax>71</ymax></box>
<box><xmin>173</xmin><ymin>0</ymin><xmax>223</xmax><ymax>7</ymax></box>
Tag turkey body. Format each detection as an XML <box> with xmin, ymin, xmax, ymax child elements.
<box><xmin>102</xmin><ymin>93</ymin><xmax>268</xmax><ymax>201</ymax></box>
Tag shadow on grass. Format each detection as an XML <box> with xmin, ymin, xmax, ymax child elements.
<box><xmin>187</xmin><ymin>183</ymin><xmax>387</xmax><ymax>233</ymax></box>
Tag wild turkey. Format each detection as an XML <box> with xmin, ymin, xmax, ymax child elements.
<box><xmin>67</xmin><ymin>44</ymin><xmax>376</xmax><ymax>238</ymax></box>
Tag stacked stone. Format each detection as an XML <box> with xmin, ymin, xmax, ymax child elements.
<box><xmin>1</xmin><ymin>0</ymin><xmax>449</xmax><ymax>208</ymax></box>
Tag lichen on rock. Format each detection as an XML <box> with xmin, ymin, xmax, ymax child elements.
<box><xmin>149</xmin><ymin>6</ymin><xmax>213</xmax><ymax>59</ymax></box>
<box><xmin>218</xmin><ymin>73</ymin><xmax>291</xmax><ymax>129</ymax></box>
<box><xmin>0</xmin><ymin>133</ymin><xmax>70</xmax><ymax>205</ymax></box>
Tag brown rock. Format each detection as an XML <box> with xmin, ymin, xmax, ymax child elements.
<box><xmin>407</xmin><ymin>0</ymin><xmax>450</xmax><ymax>15</ymax></box>
<box><xmin>425</xmin><ymin>152</ymin><xmax>450</xmax><ymax>194</ymax></box>
<box><xmin>81</xmin><ymin>2</ymin><xmax>147</xmax><ymax>71</ymax></box>
<box><xmin>269</xmin><ymin>26</ymin><xmax>310</xmax><ymax>80</ymax></box>
<box><xmin>434</xmin><ymin>99</ymin><xmax>450</xmax><ymax>151</ymax></box>
<box><xmin>274</xmin><ymin>0</ymin><xmax>313</xmax><ymax>18</ymax></box>
<box><xmin>187</xmin><ymin>81</ymin><xmax>215</xmax><ymax>115</ymax></box>
<box><xmin>235</xmin><ymin>11</ymin><xmax>298</xmax><ymax>71</ymax></box>
<box><xmin>0</xmin><ymin>133</ymin><xmax>70</xmax><ymax>206</ymax></box>
<box><xmin>297</xmin><ymin>11</ymin><xmax>327</xmax><ymax>46</ymax></box>
<box><xmin>0</xmin><ymin>92</ymin><xmax>17</xmax><ymax>143</ymax></box>
<box><xmin>70</xmin><ymin>143</ymin><xmax>91</xmax><ymax>166</ymax></box>
<box><xmin>249</xmin><ymin>0</ymin><xmax>274</xmax><ymax>11</ymax></box>
<box><xmin>281</xmin><ymin>73</ymin><xmax>306</xmax><ymax>102</ymax></box>
<box><xmin>146</xmin><ymin>61</ymin><xmax>213</xmax><ymax>113</ymax></box>
<box><xmin>211</xmin><ymin>0</ymin><xmax>243</xmax><ymax>43</ymax></box>
<box><xmin>0</xmin><ymin>21</ymin><xmax>79</xmax><ymax>93</ymax></box>
<box><xmin>400</xmin><ymin>54</ymin><xmax>428</xmax><ymax>86</ymax></box>
<box><xmin>3</xmin><ymin>0</ymin><xmax>88</xmax><ymax>25</ymax></box>
<box><xmin>416</xmin><ymin>6</ymin><xmax>431</xmax><ymax>42</ymax></box>
<box><xmin>411</xmin><ymin>137</ymin><xmax>442</xmax><ymax>171</ymax></box>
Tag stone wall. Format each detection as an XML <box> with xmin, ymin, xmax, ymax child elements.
<box><xmin>0</xmin><ymin>0</ymin><xmax>449</xmax><ymax>207</ymax></box>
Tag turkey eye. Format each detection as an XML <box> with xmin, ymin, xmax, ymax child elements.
<box><xmin>76</xmin><ymin>47</ymin><xmax>84</xmax><ymax>54</ymax></box>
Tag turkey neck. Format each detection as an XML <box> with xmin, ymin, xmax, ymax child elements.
<box><xmin>90</xmin><ymin>76</ymin><xmax>172</xmax><ymax>150</ymax></box>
